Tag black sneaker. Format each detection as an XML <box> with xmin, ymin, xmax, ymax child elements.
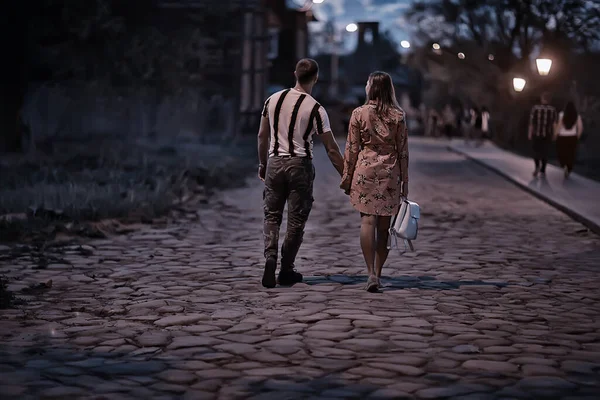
<box><xmin>262</xmin><ymin>257</ymin><xmax>277</xmax><ymax>288</ymax></box>
<box><xmin>278</xmin><ymin>266</ymin><xmax>303</xmax><ymax>286</ymax></box>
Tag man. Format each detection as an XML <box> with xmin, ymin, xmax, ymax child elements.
<box><xmin>528</xmin><ymin>93</ymin><xmax>557</xmax><ymax>177</ymax></box>
<box><xmin>257</xmin><ymin>58</ymin><xmax>344</xmax><ymax>288</ymax></box>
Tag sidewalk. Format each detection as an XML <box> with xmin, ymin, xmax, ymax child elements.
<box><xmin>448</xmin><ymin>138</ymin><xmax>600</xmax><ymax>234</ymax></box>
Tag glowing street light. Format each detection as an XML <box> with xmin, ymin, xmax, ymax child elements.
<box><xmin>513</xmin><ymin>77</ymin><xmax>526</xmax><ymax>92</ymax></box>
<box><xmin>457</xmin><ymin>52</ymin><xmax>465</xmax><ymax>59</ymax></box>
<box><xmin>488</xmin><ymin>54</ymin><xmax>495</xmax><ymax>61</ymax></box>
<box><xmin>400</xmin><ymin>40</ymin><xmax>411</xmax><ymax>49</ymax></box>
<box><xmin>346</xmin><ymin>23</ymin><xmax>358</xmax><ymax>32</ymax></box>
<box><xmin>432</xmin><ymin>43</ymin><xmax>440</xmax><ymax>50</ymax></box>
<box><xmin>535</xmin><ymin>58</ymin><xmax>552</xmax><ymax>76</ymax></box>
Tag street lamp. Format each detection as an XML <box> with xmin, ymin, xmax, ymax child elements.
<box><xmin>345</xmin><ymin>23</ymin><xmax>357</xmax><ymax>32</ymax></box>
<box><xmin>535</xmin><ymin>58</ymin><xmax>552</xmax><ymax>76</ymax></box>
<box><xmin>400</xmin><ymin>40</ymin><xmax>410</xmax><ymax>49</ymax></box>
<box><xmin>513</xmin><ymin>77</ymin><xmax>526</xmax><ymax>92</ymax></box>
<box><xmin>432</xmin><ymin>43</ymin><xmax>440</xmax><ymax>50</ymax></box>
<box><xmin>457</xmin><ymin>52</ymin><xmax>465</xmax><ymax>59</ymax></box>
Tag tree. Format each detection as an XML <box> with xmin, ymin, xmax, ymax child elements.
<box><xmin>405</xmin><ymin>0</ymin><xmax>600</xmax><ymax>72</ymax></box>
<box><xmin>1</xmin><ymin>0</ymin><xmax>236</xmax><ymax>151</ymax></box>
<box><xmin>1</xmin><ymin>0</ymin><xmax>147</xmax><ymax>151</ymax></box>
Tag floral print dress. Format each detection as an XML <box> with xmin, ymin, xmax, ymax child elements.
<box><xmin>340</xmin><ymin>101</ymin><xmax>409</xmax><ymax>216</ymax></box>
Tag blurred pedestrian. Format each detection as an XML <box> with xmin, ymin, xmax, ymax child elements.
<box><xmin>442</xmin><ymin>104</ymin><xmax>455</xmax><ymax>139</ymax></box>
<box><xmin>554</xmin><ymin>101</ymin><xmax>583</xmax><ymax>178</ymax></box>
<box><xmin>481</xmin><ymin>106</ymin><xmax>490</xmax><ymax>141</ymax></box>
<box><xmin>465</xmin><ymin>106</ymin><xmax>482</xmax><ymax>146</ymax></box>
<box><xmin>428</xmin><ymin>108</ymin><xmax>440</xmax><ymax>137</ymax></box>
<box><xmin>528</xmin><ymin>93</ymin><xmax>557</xmax><ymax>177</ymax></box>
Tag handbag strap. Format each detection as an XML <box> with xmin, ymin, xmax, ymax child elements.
<box><xmin>387</xmin><ymin>231</ymin><xmax>412</xmax><ymax>255</ymax></box>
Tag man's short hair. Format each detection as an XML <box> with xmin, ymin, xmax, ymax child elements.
<box><xmin>295</xmin><ymin>59</ymin><xmax>319</xmax><ymax>85</ymax></box>
<box><xmin>541</xmin><ymin>92</ymin><xmax>552</xmax><ymax>103</ymax></box>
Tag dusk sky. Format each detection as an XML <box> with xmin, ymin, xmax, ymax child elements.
<box><xmin>305</xmin><ymin>0</ymin><xmax>414</xmax><ymax>53</ymax></box>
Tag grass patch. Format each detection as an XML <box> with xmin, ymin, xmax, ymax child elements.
<box><xmin>0</xmin><ymin>134</ymin><xmax>257</xmax><ymax>243</ymax></box>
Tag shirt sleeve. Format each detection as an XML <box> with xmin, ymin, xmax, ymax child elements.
<box><xmin>314</xmin><ymin>106</ymin><xmax>331</xmax><ymax>135</ymax></box>
<box><xmin>261</xmin><ymin>97</ymin><xmax>271</xmax><ymax>118</ymax></box>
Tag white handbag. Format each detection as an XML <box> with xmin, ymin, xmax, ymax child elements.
<box><xmin>388</xmin><ymin>198</ymin><xmax>420</xmax><ymax>253</ymax></box>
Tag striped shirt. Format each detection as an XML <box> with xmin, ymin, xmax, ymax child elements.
<box><xmin>529</xmin><ymin>104</ymin><xmax>557</xmax><ymax>138</ymax></box>
<box><xmin>261</xmin><ymin>88</ymin><xmax>331</xmax><ymax>158</ymax></box>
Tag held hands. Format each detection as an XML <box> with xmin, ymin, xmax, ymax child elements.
<box><xmin>340</xmin><ymin>180</ymin><xmax>351</xmax><ymax>196</ymax></box>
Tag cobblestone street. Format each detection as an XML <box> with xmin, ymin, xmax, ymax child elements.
<box><xmin>1</xmin><ymin>138</ymin><xmax>600</xmax><ymax>399</ymax></box>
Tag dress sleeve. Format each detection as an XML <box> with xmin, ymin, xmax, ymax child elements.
<box><xmin>340</xmin><ymin>108</ymin><xmax>361</xmax><ymax>191</ymax></box>
<box><xmin>398</xmin><ymin>113</ymin><xmax>409</xmax><ymax>183</ymax></box>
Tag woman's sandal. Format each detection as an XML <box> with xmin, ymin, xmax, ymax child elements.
<box><xmin>366</xmin><ymin>275</ymin><xmax>379</xmax><ymax>292</ymax></box>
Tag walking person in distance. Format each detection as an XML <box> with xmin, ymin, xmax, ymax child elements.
<box><xmin>528</xmin><ymin>93</ymin><xmax>557</xmax><ymax>177</ymax></box>
<box><xmin>554</xmin><ymin>101</ymin><xmax>583</xmax><ymax>178</ymax></box>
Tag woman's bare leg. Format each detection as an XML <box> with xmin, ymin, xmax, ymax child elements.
<box><xmin>360</xmin><ymin>214</ymin><xmax>377</xmax><ymax>277</ymax></box>
<box><xmin>375</xmin><ymin>216</ymin><xmax>391</xmax><ymax>279</ymax></box>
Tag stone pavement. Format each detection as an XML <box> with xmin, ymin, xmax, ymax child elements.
<box><xmin>1</xmin><ymin>137</ymin><xmax>600</xmax><ymax>400</ymax></box>
<box><xmin>448</xmin><ymin>138</ymin><xmax>600</xmax><ymax>234</ymax></box>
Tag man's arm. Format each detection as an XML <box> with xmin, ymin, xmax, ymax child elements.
<box><xmin>528</xmin><ymin>108</ymin><xmax>535</xmax><ymax>140</ymax></box>
<box><xmin>257</xmin><ymin>115</ymin><xmax>270</xmax><ymax>181</ymax></box>
<box><xmin>314</xmin><ymin>107</ymin><xmax>344</xmax><ymax>176</ymax></box>
<box><xmin>319</xmin><ymin>131</ymin><xmax>344</xmax><ymax>176</ymax></box>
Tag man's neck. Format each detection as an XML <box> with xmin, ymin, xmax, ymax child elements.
<box><xmin>293</xmin><ymin>83</ymin><xmax>312</xmax><ymax>95</ymax></box>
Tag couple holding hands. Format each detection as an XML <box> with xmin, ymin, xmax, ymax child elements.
<box><xmin>257</xmin><ymin>58</ymin><xmax>409</xmax><ymax>293</ymax></box>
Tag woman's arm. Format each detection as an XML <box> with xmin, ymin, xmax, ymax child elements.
<box><xmin>340</xmin><ymin>109</ymin><xmax>361</xmax><ymax>193</ymax></box>
<box><xmin>553</xmin><ymin>115</ymin><xmax>561</xmax><ymax>140</ymax></box>
<box><xmin>577</xmin><ymin>116</ymin><xmax>584</xmax><ymax>139</ymax></box>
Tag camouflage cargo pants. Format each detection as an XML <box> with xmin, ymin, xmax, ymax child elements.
<box><xmin>263</xmin><ymin>156</ymin><xmax>315</xmax><ymax>269</ymax></box>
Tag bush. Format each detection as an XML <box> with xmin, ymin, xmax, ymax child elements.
<box><xmin>0</xmin><ymin>276</ymin><xmax>16</xmax><ymax>309</ymax></box>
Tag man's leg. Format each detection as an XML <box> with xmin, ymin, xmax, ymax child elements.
<box><xmin>532</xmin><ymin>137</ymin><xmax>541</xmax><ymax>176</ymax></box>
<box><xmin>279</xmin><ymin>159</ymin><xmax>314</xmax><ymax>284</ymax></box>
<box><xmin>540</xmin><ymin>137</ymin><xmax>549</xmax><ymax>173</ymax></box>
<box><xmin>262</xmin><ymin>158</ymin><xmax>287</xmax><ymax>288</ymax></box>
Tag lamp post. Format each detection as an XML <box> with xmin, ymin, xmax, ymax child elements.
<box><xmin>512</xmin><ymin>57</ymin><xmax>553</xmax><ymax>93</ymax></box>
<box><xmin>512</xmin><ymin>78</ymin><xmax>526</xmax><ymax>92</ymax></box>
<box><xmin>535</xmin><ymin>58</ymin><xmax>552</xmax><ymax>76</ymax></box>
<box><xmin>326</xmin><ymin>22</ymin><xmax>357</xmax><ymax>99</ymax></box>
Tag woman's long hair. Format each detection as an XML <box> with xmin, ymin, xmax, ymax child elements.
<box><xmin>562</xmin><ymin>101</ymin><xmax>578</xmax><ymax>130</ymax></box>
<box><xmin>365</xmin><ymin>71</ymin><xmax>400</xmax><ymax>116</ymax></box>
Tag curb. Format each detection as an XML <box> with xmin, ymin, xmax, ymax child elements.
<box><xmin>447</xmin><ymin>144</ymin><xmax>600</xmax><ymax>236</ymax></box>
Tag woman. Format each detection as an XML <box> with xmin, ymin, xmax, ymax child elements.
<box><xmin>481</xmin><ymin>106</ymin><xmax>491</xmax><ymax>141</ymax></box>
<box><xmin>554</xmin><ymin>101</ymin><xmax>583</xmax><ymax>178</ymax></box>
<box><xmin>465</xmin><ymin>106</ymin><xmax>480</xmax><ymax>146</ymax></box>
<box><xmin>340</xmin><ymin>71</ymin><xmax>409</xmax><ymax>292</ymax></box>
